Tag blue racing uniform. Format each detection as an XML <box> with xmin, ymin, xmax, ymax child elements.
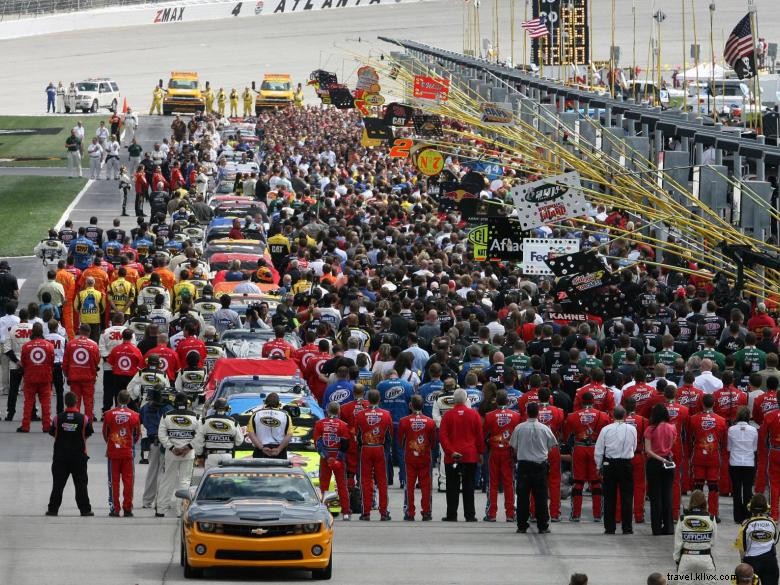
<box><xmin>68</xmin><ymin>236</ymin><xmax>96</xmax><ymax>271</ymax></box>
<box><xmin>377</xmin><ymin>376</ymin><xmax>415</xmax><ymax>485</ymax></box>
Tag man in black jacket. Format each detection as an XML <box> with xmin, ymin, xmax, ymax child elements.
<box><xmin>46</xmin><ymin>392</ymin><xmax>94</xmax><ymax>516</ymax></box>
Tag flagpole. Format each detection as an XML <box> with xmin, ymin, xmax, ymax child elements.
<box><xmin>691</xmin><ymin>0</ymin><xmax>701</xmax><ymax>117</ymax></box>
<box><xmin>681</xmin><ymin>0</ymin><xmax>687</xmax><ymax>109</ymax></box>
<box><xmin>511</xmin><ymin>0</ymin><xmax>516</xmax><ymax>67</ymax></box>
<box><xmin>632</xmin><ymin>0</ymin><xmax>637</xmax><ymax>89</ymax></box>
<box><xmin>709</xmin><ymin>3</ymin><xmax>717</xmax><ymax>122</ymax></box>
<box><xmin>748</xmin><ymin>0</ymin><xmax>761</xmax><ymax>132</ymax></box>
<box><xmin>610</xmin><ymin>0</ymin><xmax>616</xmax><ymax>97</ymax></box>
<box><xmin>523</xmin><ymin>0</ymin><xmax>528</xmax><ymax>71</ymax></box>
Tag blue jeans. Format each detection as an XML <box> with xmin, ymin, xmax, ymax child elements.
<box><xmin>47</xmin><ymin>95</ymin><xmax>55</xmax><ymax>112</ymax></box>
<box><xmin>386</xmin><ymin>422</ymin><xmax>406</xmax><ymax>485</ymax></box>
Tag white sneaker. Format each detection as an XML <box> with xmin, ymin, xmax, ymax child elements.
<box><xmin>342</xmin><ymin>514</ymin><xmax>351</xmax><ymax>521</ymax></box>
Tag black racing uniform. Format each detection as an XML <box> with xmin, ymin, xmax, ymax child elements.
<box><xmin>47</xmin><ymin>407</ymin><xmax>93</xmax><ymax>514</ymax></box>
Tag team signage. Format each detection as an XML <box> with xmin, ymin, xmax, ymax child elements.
<box><xmin>412</xmin><ymin>76</ymin><xmax>450</xmax><ymax>101</ymax></box>
<box><xmin>511</xmin><ymin>171</ymin><xmax>590</xmax><ymax>230</ymax></box>
<box><xmin>468</xmin><ymin>218</ymin><xmax>527</xmax><ymax>261</ymax></box>
<box><xmin>521</xmin><ymin>238</ymin><xmax>581</xmax><ymax>275</ymax></box>
<box><xmin>480</xmin><ymin>102</ymin><xmax>514</xmax><ymax>126</ymax></box>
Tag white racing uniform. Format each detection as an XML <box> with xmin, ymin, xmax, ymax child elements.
<box><xmin>193</xmin><ymin>414</ymin><xmax>244</xmax><ymax>469</ymax></box>
<box><xmin>33</xmin><ymin>239</ymin><xmax>68</xmax><ymax>265</ymax></box>
<box><xmin>127</xmin><ymin>369</ymin><xmax>169</xmax><ymax>403</ymax></box>
<box><xmin>157</xmin><ymin>407</ymin><xmax>200</xmax><ymax>516</ymax></box>
<box><xmin>673</xmin><ymin>510</ymin><xmax>717</xmax><ymax>584</ymax></box>
<box><xmin>174</xmin><ymin>367</ymin><xmax>207</xmax><ymax>401</ymax></box>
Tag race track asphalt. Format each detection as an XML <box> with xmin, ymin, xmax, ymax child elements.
<box><xmin>1</xmin><ymin>0</ymin><xmax>779</xmax><ymax>116</ymax></box>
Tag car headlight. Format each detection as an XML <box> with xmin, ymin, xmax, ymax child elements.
<box><xmin>301</xmin><ymin>523</ymin><xmax>320</xmax><ymax>534</ymax></box>
<box><xmin>198</xmin><ymin>522</ymin><xmax>218</xmax><ymax>533</ymax></box>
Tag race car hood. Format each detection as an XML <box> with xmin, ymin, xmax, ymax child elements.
<box><xmin>226</xmin><ymin>393</ymin><xmax>266</xmax><ymax>416</ymax></box>
<box><xmin>187</xmin><ymin>500</ymin><xmax>326</xmax><ymax>523</ymax></box>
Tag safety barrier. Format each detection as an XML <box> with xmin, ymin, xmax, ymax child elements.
<box><xmin>0</xmin><ymin>0</ymin><xmax>422</xmax><ymax>39</ymax></box>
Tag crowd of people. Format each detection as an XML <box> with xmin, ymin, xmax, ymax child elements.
<box><xmin>4</xmin><ymin>102</ymin><xmax>780</xmax><ymax>583</ymax></box>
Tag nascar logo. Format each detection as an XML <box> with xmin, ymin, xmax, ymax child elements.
<box><xmin>30</xmin><ymin>347</ymin><xmax>47</xmax><ymax>365</ymax></box>
<box><xmin>260</xmin><ymin>417</ymin><xmax>281</xmax><ymax>427</ymax></box>
<box><xmin>171</xmin><ymin>416</ymin><xmax>192</xmax><ymax>426</ymax></box>
<box><xmin>209</xmin><ymin>420</ymin><xmax>230</xmax><ymax>431</ymax></box>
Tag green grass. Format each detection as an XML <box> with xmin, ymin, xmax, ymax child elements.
<box><xmin>0</xmin><ymin>176</ymin><xmax>87</xmax><ymax>256</ymax></box>
<box><xmin>0</xmin><ymin>115</ymin><xmax>100</xmax><ymax>167</ymax></box>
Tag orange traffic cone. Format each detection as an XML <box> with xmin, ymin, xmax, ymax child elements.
<box><xmin>122</xmin><ymin>97</ymin><xmax>128</xmax><ymax>113</ymax></box>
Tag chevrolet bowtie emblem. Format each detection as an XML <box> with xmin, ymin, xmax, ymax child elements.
<box><xmin>251</xmin><ymin>527</ymin><xmax>268</xmax><ymax>535</ymax></box>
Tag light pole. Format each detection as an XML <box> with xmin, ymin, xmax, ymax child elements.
<box><xmin>654</xmin><ymin>9</ymin><xmax>666</xmax><ymax>105</ymax></box>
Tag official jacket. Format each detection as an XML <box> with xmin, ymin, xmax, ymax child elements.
<box><xmin>193</xmin><ymin>414</ymin><xmax>244</xmax><ymax>456</ymax></box>
<box><xmin>159</xmin><ymin>408</ymin><xmax>200</xmax><ymax>460</ymax></box>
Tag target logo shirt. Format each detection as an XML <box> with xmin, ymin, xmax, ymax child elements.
<box><xmin>62</xmin><ymin>336</ymin><xmax>100</xmax><ymax>382</ymax></box>
<box><xmin>107</xmin><ymin>341</ymin><xmax>144</xmax><ymax>377</ymax></box>
<box><xmin>20</xmin><ymin>338</ymin><xmax>55</xmax><ymax>383</ymax></box>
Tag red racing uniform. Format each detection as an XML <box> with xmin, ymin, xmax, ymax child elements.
<box><xmin>62</xmin><ymin>335</ymin><xmax>100</xmax><ymax>420</ymax></box>
<box><xmin>19</xmin><ymin>338</ymin><xmax>55</xmax><ymax>431</ymax></box>
<box><xmin>618</xmin><ymin>412</ymin><xmax>648</xmax><ymax>523</ymax></box>
<box><xmin>517</xmin><ymin>388</ymin><xmax>554</xmax><ymax>420</ymax></box>
<box><xmin>102</xmin><ymin>406</ymin><xmax>140</xmax><ymax>514</ymax></box>
<box><xmin>753</xmin><ymin>392</ymin><xmax>778</xmax><ymax>426</ymax></box>
<box><xmin>303</xmin><ymin>351</ymin><xmax>331</xmax><ymax>404</ymax></box>
<box><xmin>106</xmin><ymin>341</ymin><xmax>144</xmax><ymax>393</ymax></box>
<box><xmin>354</xmin><ymin>406</ymin><xmax>393</xmax><ymax>518</ymax></box>
<box><xmin>564</xmin><ymin>406</ymin><xmax>609</xmax><ymax>520</ymax></box>
<box><xmin>757</xmin><ymin>410</ymin><xmax>780</xmax><ymax>519</ymax></box>
<box><xmin>312</xmin><ymin>415</ymin><xmax>352</xmax><ymax>515</ymax></box>
<box><xmin>483</xmin><ymin>406</ymin><xmax>522</xmax><ymax>520</ymax></box>
<box><xmin>574</xmin><ymin>383</ymin><xmax>615</xmax><ymax>415</ymax></box>
<box><xmin>537</xmin><ymin>402</ymin><xmax>565</xmax><ymax>520</ymax></box>
<box><xmin>688</xmin><ymin>410</ymin><xmax>728</xmax><ymax>517</ymax></box>
<box><xmin>621</xmin><ymin>382</ymin><xmax>660</xmax><ymax>418</ymax></box>
<box><xmin>261</xmin><ymin>338</ymin><xmax>295</xmax><ymax>360</ymax></box>
<box><xmin>340</xmin><ymin>398</ymin><xmax>369</xmax><ymax>489</ymax></box>
<box><xmin>676</xmin><ymin>384</ymin><xmax>704</xmax><ymax>491</ymax></box>
<box><xmin>144</xmin><ymin>345</ymin><xmax>179</xmax><ymax>383</ymax></box>
<box><xmin>293</xmin><ymin>343</ymin><xmax>319</xmax><ymax>370</ymax></box>
<box><xmin>713</xmin><ymin>385</ymin><xmax>748</xmax><ymax>496</ymax></box>
<box><xmin>175</xmin><ymin>335</ymin><xmax>207</xmax><ymax>368</ymax></box>
<box><xmin>398</xmin><ymin>411</ymin><xmax>437</xmax><ymax>518</ymax></box>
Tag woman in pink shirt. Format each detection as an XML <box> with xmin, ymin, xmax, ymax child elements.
<box><xmin>644</xmin><ymin>404</ymin><xmax>678</xmax><ymax>535</ymax></box>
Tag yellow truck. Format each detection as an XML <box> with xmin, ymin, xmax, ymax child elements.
<box><xmin>161</xmin><ymin>71</ymin><xmax>206</xmax><ymax>115</ymax></box>
<box><xmin>252</xmin><ymin>74</ymin><xmax>294</xmax><ymax>113</ymax></box>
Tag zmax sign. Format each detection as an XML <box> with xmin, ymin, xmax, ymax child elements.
<box><xmin>153</xmin><ymin>6</ymin><xmax>185</xmax><ymax>22</ymax></box>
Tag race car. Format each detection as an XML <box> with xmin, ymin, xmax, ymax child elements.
<box><xmin>220</xmin><ymin>328</ymin><xmax>300</xmax><ymax>358</ymax></box>
<box><xmin>177</xmin><ymin>459</ymin><xmax>335</xmax><ymax>580</ymax></box>
<box><xmin>204</xmin><ymin>239</ymin><xmax>264</xmax><ymax>259</ymax></box>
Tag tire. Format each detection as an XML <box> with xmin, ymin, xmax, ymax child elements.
<box><xmin>90</xmin><ymin>100</ymin><xmax>98</xmax><ymax>113</ymax></box>
<box><xmin>162</xmin><ymin>106</ymin><xmax>171</xmax><ymax>116</ymax></box>
<box><xmin>111</xmin><ymin>99</ymin><xmax>118</xmax><ymax>112</ymax></box>
<box><xmin>182</xmin><ymin>547</ymin><xmax>203</xmax><ymax>579</ymax></box>
<box><xmin>311</xmin><ymin>555</ymin><xmax>332</xmax><ymax>580</ymax></box>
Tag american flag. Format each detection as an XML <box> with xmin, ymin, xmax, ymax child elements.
<box><xmin>521</xmin><ymin>16</ymin><xmax>549</xmax><ymax>39</ymax></box>
<box><xmin>723</xmin><ymin>14</ymin><xmax>754</xmax><ymax>67</ymax></box>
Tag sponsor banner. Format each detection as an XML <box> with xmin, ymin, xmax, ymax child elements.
<box><xmin>412</xmin><ymin>76</ymin><xmax>450</xmax><ymax>101</ymax></box>
<box><xmin>383</xmin><ymin>102</ymin><xmax>414</xmax><ymax>127</ymax></box>
<box><xmin>480</xmin><ymin>102</ymin><xmax>514</xmax><ymax>126</ymax></box>
<box><xmin>521</xmin><ymin>238</ymin><xmax>581</xmax><ymax>275</ymax></box>
<box><xmin>510</xmin><ymin>170</ymin><xmax>590</xmax><ymax>230</ymax></box>
<box><xmin>467</xmin><ymin>218</ymin><xmax>527</xmax><ymax>261</ymax></box>
<box><xmin>0</xmin><ymin>0</ymin><xmax>428</xmax><ymax>40</ymax></box>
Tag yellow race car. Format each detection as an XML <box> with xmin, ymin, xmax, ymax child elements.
<box><xmin>177</xmin><ymin>459</ymin><xmax>337</xmax><ymax>580</ymax></box>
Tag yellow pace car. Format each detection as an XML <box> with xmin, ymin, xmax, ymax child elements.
<box><xmin>177</xmin><ymin>459</ymin><xmax>337</xmax><ymax>580</ymax></box>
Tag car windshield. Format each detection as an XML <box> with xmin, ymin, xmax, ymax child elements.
<box><xmin>197</xmin><ymin>472</ymin><xmax>318</xmax><ymax>503</ymax></box>
<box><xmin>261</xmin><ymin>81</ymin><xmax>290</xmax><ymax>92</ymax></box>
<box><xmin>77</xmin><ymin>82</ymin><xmax>98</xmax><ymax>92</ymax></box>
<box><xmin>170</xmin><ymin>79</ymin><xmax>198</xmax><ymax>90</ymax></box>
<box><xmin>221</xmin><ymin>329</ymin><xmax>273</xmax><ymax>357</ymax></box>
<box><xmin>219</xmin><ymin>379</ymin><xmax>304</xmax><ymax>398</ymax></box>
<box><xmin>711</xmin><ymin>84</ymin><xmax>746</xmax><ymax>97</ymax></box>
<box><xmin>208</xmin><ymin>259</ymin><xmax>258</xmax><ymax>272</ymax></box>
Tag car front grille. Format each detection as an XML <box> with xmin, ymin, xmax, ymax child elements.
<box><xmin>215</xmin><ymin>550</ymin><xmax>303</xmax><ymax>561</ymax></box>
<box><xmin>221</xmin><ymin>524</ymin><xmax>300</xmax><ymax>538</ymax></box>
